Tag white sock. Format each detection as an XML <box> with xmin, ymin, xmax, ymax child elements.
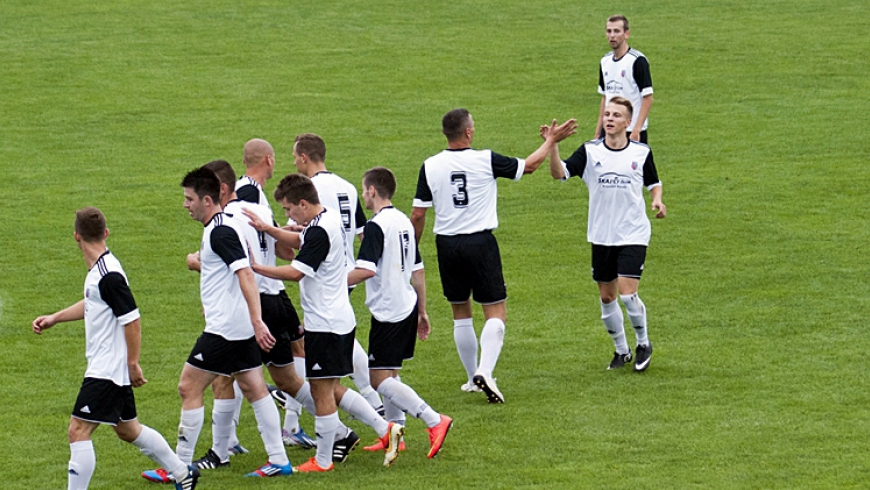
<box><xmin>177</xmin><ymin>407</ymin><xmax>204</xmax><ymax>464</ymax></box>
<box><xmin>251</xmin><ymin>395</ymin><xmax>288</xmax><ymax>466</ymax></box>
<box><xmin>293</xmin><ymin>382</ymin><xmax>316</xmax><ymax>415</ymax></box>
<box><xmin>211</xmin><ymin>399</ymin><xmax>235</xmax><ymax>462</ymax></box>
<box><xmin>477</xmin><ymin>318</ymin><xmax>505</xmax><ymax>377</ymax></box>
<box><xmin>314</xmin><ymin>413</ymin><xmax>339</xmax><ymax>469</ymax></box>
<box><xmin>132</xmin><ymin>425</ymin><xmax>189</xmax><ymax>481</ymax></box>
<box><xmin>229</xmin><ymin>381</ymin><xmax>243</xmax><ymax>448</ymax></box>
<box><xmin>351</xmin><ymin>340</ymin><xmax>383</xmax><ymax>411</ymax></box>
<box><xmin>293</xmin><ymin>356</ymin><xmax>306</xmax><ymax>379</ymax></box>
<box><xmin>338</xmin><ymin>389</ymin><xmax>389</xmax><ymax>437</ymax></box>
<box><xmin>282</xmin><ymin>396</ymin><xmax>302</xmax><ymax>434</ymax></box>
<box><xmin>453</xmin><ymin>318</ymin><xmax>478</xmax><ymax>382</ymax></box>
<box><xmin>601</xmin><ymin>299</ymin><xmax>629</xmax><ymax>354</ymax></box>
<box><xmin>383</xmin><ymin>397</ymin><xmax>405</xmax><ymax>426</ymax></box>
<box><xmin>377</xmin><ymin>377</ymin><xmax>441</xmax><ymax>428</ymax></box>
<box><xmin>620</xmin><ymin>293</ymin><xmax>649</xmax><ymax>346</ymax></box>
<box><xmin>68</xmin><ymin>440</ymin><xmax>95</xmax><ymax>490</ymax></box>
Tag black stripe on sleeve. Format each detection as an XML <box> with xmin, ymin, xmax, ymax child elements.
<box><xmin>414</xmin><ymin>164</ymin><xmax>433</xmax><ymax>203</ymax></box>
<box><xmin>490</xmin><ymin>151</ymin><xmax>520</xmax><ymax>179</ymax></box>
<box><xmin>357</xmin><ymin>221</ymin><xmax>384</xmax><ymax>264</ymax></box>
<box><xmin>642</xmin><ymin>149</ymin><xmax>660</xmax><ymax>187</ymax></box>
<box><xmin>236</xmin><ymin>184</ymin><xmax>260</xmax><ymax>204</ymax></box>
<box><xmin>633</xmin><ymin>56</ymin><xmax>653</xmax><ymax>91</ymax></box>
<box><xmin>295</xmin><ymin>226</ymin><xmax>330</xmax><ymax>272</ymax></box>
<box><xmin>210</xmin><ymin>225</ymin><xmax>248</xmax><ymax>266</ymax></box>
<box><xmin>563</xmin><ymin>144</ymin><xmax>589</xmax><ymax>178</ymax></box>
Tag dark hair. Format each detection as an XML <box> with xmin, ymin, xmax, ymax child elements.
<box><xmin>294</xmin><ymin>133</ymin><xmax>326</xmax><ymax>163</ymax></box>
<box><xmin>607</xmin><ymin>14</ymin><xmax>629</xmax><ymax>31</ymax></box>
<box><xmin>181</xmin><ymin>167</ymin><xmax>221</xmax><ymax>203</ymax></box>
<box><xmin>274</xmin><ymin>173</ymin><xmax>320</xmax><ymax>206</ymax></box>
<box><xmin>75</xmin><ymin>206</ymin><xmax>106</xmax><ymax>243</ymax></box>
<box><xmin>363</xmin><ymin>166</ymin><xmax>397</xmax><ymax>200</ymax></box>
<box><xmin>442</xmin><ymin>108</ymin><xmax>471</xmax><ymax>141</ymax></box>
<box><xmin>203</xmin><ymin>159</ymin><xmax>237</xmax><ymax>187</ymax></box>
<box><xmin>608</xmin><ymin>96</ymin><xmax>634</xmax><ymax>119</ymax></box>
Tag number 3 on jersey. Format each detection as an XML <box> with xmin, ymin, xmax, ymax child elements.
<box><xmin>451</xmin><ymin>172</ymin><xmax>468</xmax><ymax>208</ymax></box>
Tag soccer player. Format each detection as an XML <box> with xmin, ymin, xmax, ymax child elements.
<box><xmin>180</xmin><ymin>160</ymin><xmax>318</xmax><ymax>474</ymax></box>
<box><xmin>290</xmin><ymin>133</ymin><xmax>384</xmax><ymax>415</ymax></box>
<box><xmin>594</xmin><ymin>14</ymin><xmax>654</xmax><ymax>143</ymax></box>
<box><xmin>348</xmin><ymin>167</ymin><xmax>453</xmax><ymax>459</ymax></box>
<box><xmin>411</xmin><ymin>109</ymin><xmax>577</xmax><ymax>403</ymax></box>
<box><xmin>172</xmin><ymin>167</ymin><xmax>291</xmax><ymax>477</ymax></box>
<box><xmin>231</xmin><ymin>139</ymin><xmax>315</xmax><ymax>448</ymax></box>
<box><xmin>247</xmin><ymin>174</ymin><xmax>403</xmax><ymax>472</ymax></box>
<box><xmin>545</xmin><ymin>96</ymin><xmax>666</xmax><ymax>371</ymax></box>
<box><xmin>31</xmin><ymin>207</ymin><xmax>199</xmax><ymax>490</ymax></box>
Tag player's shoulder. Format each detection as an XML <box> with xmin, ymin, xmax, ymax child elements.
<box><xmin>94</xmin><ymin>251</ymin><xmax>123</xmax><ymax>278</ymax></box>
<box><xmin>627</xmin><ymin>47</ymin><xmax>648</xmax><ymax>60</ymax></box>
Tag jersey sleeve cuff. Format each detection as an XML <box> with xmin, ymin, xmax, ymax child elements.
<box><xmin>355</xmin><ymin>260</ymin><xmax>378</xmax><ymax>273</ymax></box>
<box><xmin>291</xmin><ymin>259</ymin><xmax>316</xmax><ymax>278</ymax></box>
<box><xmin>560</xmin><ymin>160</ymin><xmax>571</xmax><ymax>181</ymax></box>
<box><xmin>118</xmin><ymin>309</ymin><xmax>141</xmax><ymax>326</ymax></box>
<box><xmin>512</xmin><ymin>159</ymin><xmax>525</xmax><ymax>181</ymax></box>
<box><xmin>642</xmin><ymin>87</ymin><xmax>654</xmax><ymax>96</ymax></box>
<box><xmin>412</xmin><ymin>199</ymin><xmax>433</xmax><ymax>208</ymax></box>
<box><xmin>412</xmin><ymin>262</ymin><xmax>424</xmax><ymax>272</ymax></box>
<box><xmin>227</xmin><ymin>258</ymin><xmax>250</xmax><ymax>273</ymax></box>
<box><xmin>646</xmin><ymin>182</ymin><xmax>662</xmax><ymax>191</ymax></box>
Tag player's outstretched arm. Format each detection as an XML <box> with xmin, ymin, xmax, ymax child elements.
<box><xmin>347</xmin><ymin>267</ymin><xmax>375</xmax><ymax>287</ymax></box>
<box><xmin>650</xmin><ymin>185</ymin><xmax>666</xmax><ymax>218</ymax></box>
<box><xmin>523</xmin><ymin>119</ymin><xmax>578</xmax><ymax>174</ymax></box>
<box><xmin>236</xmin><ymin>267</ymin><xmax>276</xmax><ymax>351</ymax></box>
<box><xmin>241</xmin><ymin>208</ymin><xmax>301</xmax><ymax>248</ymax></box>
<box><xmin>411</xmin><ymin>268</ymin><xmax>430</xmax><ymax>341</ymax></box>
<box><xmin>410</xmin><ymin>207</ymin><xmax>428</xmax><ymax>245</ymax></box>
<box><xmin>32</xmin><ymin>300</ymin><xmax>85</xmax><ymax>334</ymax></box>
<box><xmin>124</xmin><ymin>318</ymin><xmax>147</xmax><ymax>387</ymax></box>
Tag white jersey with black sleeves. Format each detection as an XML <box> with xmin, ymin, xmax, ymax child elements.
<box><xmin>291</xmin><ymin>208</ymin><xmax>356</xmax><ymax>335</ymax></box>
<box><xmin>412</xmin><ymin>148</ymin><xmax>524</xmax><ymax>236</ymax></box>
<box><xmin>83</xmin><ymin>250</ymin><xmax>140</xmax><ymax>386</ymax></box>
<box><xmin>598</xmin><ymin>48</ymin><xmax>654</xmax><ymax>132</ymax></box>
<box><xmin>235</xmin><ymin>176</ymin><xmax>269</xmax><ymax>207</ymax></box>
<box><xmin>309</xmin><ymin>171</ymin><xmax>367</xmax><ymax>276</ymax></box>
<box><xmin>355</xmin><ymin>206</ymin><xmax>423</xmax><ymax>323</ymax></box>
<box><xmin>200</xmin><ymin>212</ymin><xmax>255</xmax><ymax>340</ymax></box>
<box><xmin>560</xmin><ymin>139</ymin><xmax>661</xmax><ymax>246</ymax></box>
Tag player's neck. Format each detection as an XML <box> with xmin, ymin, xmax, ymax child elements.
<box><xmin>81</xmin><ymin>242</ymin><xmax>108</xmax><ymax>269</ymax></box>
<box><xmin>371</xmin><ymin>199</ymin><xmax>392</xmax><ymax>215</ymax></box>
<box><xmin>614</xmin><ymin>44</ymin><xmax>629</xmax><ymax>59</ymax></box>
<box><xmin>306</xmin><ymin>162</ymin><xmax>328</xmax><ymax>177</ymax></box>
<box><xmin>245</xmin><ymin>169</ymin><xmax>267</xmax><ymax>187</ymax></box>
<box><xmin>221</xmin><ymin>191</ymin><xmax>239</xmax><ymax>208</ymax></box>
<box><xmin>604</xmin><ymin>132</ymin><xmax>628</xmax><ymax>150</ymax></box>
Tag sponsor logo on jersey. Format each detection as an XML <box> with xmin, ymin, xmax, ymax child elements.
<box><xmin>597</xmin><ymin>172</ymin><xmax>631</xmax><ymax>188</ymax></box>
<box><xmin>606</xmin><ymin>80</ymin><xmax>624</xmax><ymax>94</ymax></box>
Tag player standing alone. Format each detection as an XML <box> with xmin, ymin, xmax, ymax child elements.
<box><xmin>545</xmin><ymin>96</ymin><xmax>666</xmax><ymax>371</ymax></box>
<box><xmin>32</xmin><ymin>207</ymin><xmax>199</xmax><ymax>490</ymax></box>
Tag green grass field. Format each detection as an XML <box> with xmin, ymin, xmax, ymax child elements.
<box><xmin>2</xmin><ymin>0</ymin><xmax>869</xmax><ymax>488</ymax></box>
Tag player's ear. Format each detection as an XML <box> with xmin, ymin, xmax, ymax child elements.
<box><xmin>104</xmin><ymin>228</ymin><xmax>110</xmax><ymax>240</ymax></box>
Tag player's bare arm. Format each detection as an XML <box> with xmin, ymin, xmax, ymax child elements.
<box><xmin>186</xmin><ymin>251</ymin><xmax>201</xmax><ymax>272</ymax></box>
<box><xmin>650</xmin><ymin>185</ymin><xmax>666</xmax><ymax>218</ymax></box>
<box><xmin>523</xmin><ymin>119</ymin><xmax>578</xmax><ymax>174</ymax></box>
<box><xmin>410</xmin><ymin>207</ymin><xmax>428</xmax><ymax>245</ymax></box>
<box><xmin>347</xmin><ymin>267</ymin><xmax>376</xmax><ymax>287</ymax></box>
<box><xmin>32</xmin><ymin>299</ymin><xmax>85</xmax><ymax>334</ymax></box>
<box><xmin>547</xmin><ymin>136</ymin><xmax>566</xmax><ymax>180</ymax></box>
<box><xmin>236</xmin><ymin>266</ymin><xmax>276</xmax><ymax>351</ymax></box>
<box><xmin>242</xmin><ymin>207</ymin><xmax>301</xmax><ymax>248</ymax></box>
<box><xmin>411</xmin><ymin>268</ymin><xmax>430</xmax><ymax>341</ymax></box>
<box><xmin>631</xmin><ymin>95</ymin><xmax>654</xmax><ymax>141</ymax></box>
<box><xmin>124</xmin><ymin>318</ymin><xmax>147</xmax><ymax>387</ymax></box>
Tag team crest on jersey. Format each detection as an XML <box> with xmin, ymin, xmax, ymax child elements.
<box><xmin>621</xmin><ymin>70</ymin><xmax>626</xmax><ymax>77</ymax></box>
<box><xmin>631</xmin><ymin>161</ymin><xmax>638</xmax><ymax>170</ymax></box>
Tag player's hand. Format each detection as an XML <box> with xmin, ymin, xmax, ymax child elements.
<box><xmin>186</xmin><ymin>251</ymin><xmax>201</xmax><ymax>271</ymax></box>
<box><xmin>539</xmin><ymin>123</ymin><xmax>551</xmax><ymax>141</ymax></box>
<box><xmin>630</xmin><ymin>130</ymin><xmax>641</xmax><ymax>142</ymax></box>
<box><xmin>242</xmin><ymin>207</ymin><xmax>268</xmax><ymax>231</ymax></box>
<box><xmin>549</xmin><ymin>118</ymin><xmax>578</xmax><ymax>143</ymax></box>
<box><xmin>652</xmin><ymin>200</ymin><xmax>667</xmax><ymax>219</ymax></box>
<box><xmin>129</xmin><ymin>363</ymin><xmax>148</xmax><ymax>387</ymax></box>
<box><xmin>417</xmin><ymin>312</ymin><xmax>431</xmax><ymax>341</ymax></box>
<box><xmin>253</xmin><ymin>319</ymin><xmax>276</xmax><ymax>352</ymax></box>
<box><xmin>32</xmin><ymin>315</ymin><xmax>56</xmax><ymax>334</ymax></box>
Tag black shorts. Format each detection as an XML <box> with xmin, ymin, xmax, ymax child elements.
<box><xmin>368</xmin><ymin>305</ymin><xmax>418</xmax><ymax>370</ymax></box>
<box><xmin>591</xmin><ymin>244</ymin><xmax>647</xmax><ymax>283</ymax></box>
<box><xmin>260</xmin><ymin>291</ymin><xmax>302</xmax><ymax>366</ymax></box>
<box><xmin>304</xmin><ymin>329</ymin><xmax>355</xmax><ymax>379</ymax></box>
<box><xmin>435</xmin><ymin>231</ymin><xmax>507</xmax><ymax>304</ymax></box>
<box><xmin>186</xmin><ymin>332</ymin><xmax>262</xmax><ymax>376</ymax></box>
<box><xmin>72</xmin><ymin>377</ymin><xmax>137</xmax><ymax>426</ymax></box>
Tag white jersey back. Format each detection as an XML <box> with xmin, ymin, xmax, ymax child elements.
<box><xmin>83</xmin><ymin>251</ymin><xmax>141</xmax><ymax>386</ymax></box>
<box><xmin>235</xmin><ymin>176</ymin><xmax>269</xmax><ymax>207</ymax></box>
<box><xmin>200</xmin><ymin>212</ymin><xmax>255</xmax><ymax>340</ymax></box>
<box><xmin>412</xmin><ymin>148</ymin><xmax>524</xmax><ymax>236</ymax></box>
<box><xmin>310</xmin><ymin>171</ymin><xmax>366</xmax><ymax>275</ymax></box>
<box><xmin>598</xmin><ymin>48</ymin><xmax>654</xmax><ymax>132</ymax></box>
<box><xmin>355</xmin><ymin>206</ymin><xmax>423</xmax><ymax>323</ymax></box>
<box><xmin>291</xmin><ymin>208</ymin><xmax>356</xmax><ymax>335</ymax></box>
<box><xmin>560</xmin><ymin>139</ymin><xmax>661</xmax><ymax>246</ymax></box>
<box><xmin>224</xmin><ymin>200</ymin><xmax>284</xmax><ymax>295</ymax></box>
